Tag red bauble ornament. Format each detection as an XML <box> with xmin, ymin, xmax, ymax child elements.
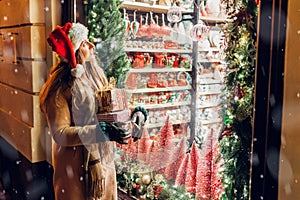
<box><xmin>136</xmin><ymin>184</ymin><xmax>141</xmax><ymax>190</ymax></box>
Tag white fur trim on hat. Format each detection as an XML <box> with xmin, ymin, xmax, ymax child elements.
<box><xmin>68</xmin><ymin>23</ymin><xmax>89</xmax><ymax>52</ymax></box>
<box><xmin>71</xmin><ymin>64</ymin><xmax>85</xmax><ymax>78</ymax></box>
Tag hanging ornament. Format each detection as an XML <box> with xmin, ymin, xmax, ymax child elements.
<box><xmin>235</xmin><ymin>83</ymin><xmax>245</xmax><ymax>99</ymax></box>
<box><xmin>220</xmin><ymin>125</ymin><xmax>233</xmax><ymax>138</ymax></box>
<box><xmin>122</xmin><ymin>9</ymin><xmax>131</xmax><ymax>38</ymax></box>
<box><xmin>161</xmin><ymin>13</ymin><xmax>172</xmax><ymax>36</ymax></box>
<box><xmin>189</xmin><ymin>20</ymin><xmax>209</xmax><ymax>41</ymax></box>
<box><xmin>130</xmin><ymin>10</ymin><xmax>139</xmax><ymax>39</ymax></box>
<box><xmin>167</xmin><ymin>5</ymin><xmax>182</xmax><ymax>23</ymax></box>
<box><xmin>199</xmin><ymin>1</ymin><xmax>207</xmax><ymax>16</ymax></box>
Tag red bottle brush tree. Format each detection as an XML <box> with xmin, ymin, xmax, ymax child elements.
<box><xmin>185</xmin><ymin>141</ymin><xmax>200</xmax><ymax>194</ymax></box>
<box><xmin>164</xmin><ymin>137</ymin><xmax>187</xmax><ymax>181</ymax></box>
<box><xmin>210</xmin><ymin>142</ymin><xmax>224</xmax><ymax>200</ymax></box>
<box><xmin>120</xmin><ymin>137</ymin><xmax>138</xmax><ymax>162</ymax></box>
<box><xmin>136</xmin><ymin>128</ymin><xmax>152</xmax><ymax>164</ymax></box>
<box><xmin>175</xmin><ymin>153</ymin><xmax>189</xmax><ymax>186</ymax></box>
<box><xmin>149</xmin><ymin>140</ymin><xmax>160</xmax><ymax>170</ymax></box>
<box><xmin>155</xmin><ymin>116</ymin><xmax>177</xmax><ymax>173</ymax></box>
<box><xmin>157</xmin><ymin>116</ymin><xmax>175</xmax><ymax>147</ymax></box>
<box><xmin>196</xmin><ymin>129</ymin><xmax>213</xmax><ymax>199</ymax></box>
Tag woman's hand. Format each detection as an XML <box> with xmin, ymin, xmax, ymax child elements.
<box><xmin>88</xmin><ymin>161</ymin><xmax>105</xmax><ymax>198</ymax></box>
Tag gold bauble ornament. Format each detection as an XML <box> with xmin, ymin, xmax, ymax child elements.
<box><xmin>141</xmin><ymin>174</ymin><xmax>151</xmax><ymax>185</ymax></box>
<box><xmin>135</xmin><ymin>178</ymin><xmax>141</xmax><ymax>184</ymax></box>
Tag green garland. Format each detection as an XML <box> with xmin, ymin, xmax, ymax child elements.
<box><xmin>219</xmin><ymin>0</ymin><xmax>257</xmax><ymax>199</ymax></box>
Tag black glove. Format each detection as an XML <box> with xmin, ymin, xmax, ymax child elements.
<box><xmin>99</xmin><ymin>122</ymin><xmax>131</xmax><ymax>144</ymax></box>
<box><xmin>130</xmin><ymin>106</ymin><xmax>148</xmax><ymax>142</ymax></box>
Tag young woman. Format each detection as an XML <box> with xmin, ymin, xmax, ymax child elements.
<box><xmin>39</xmin><ymin>22</ymin><xmax>143</xmax><ymax>200</ymax></box>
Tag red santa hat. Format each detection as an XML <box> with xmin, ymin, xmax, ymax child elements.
<box><xmin>47</xmin><ymin>22</ymin><xmax>88</xmax><ymax>68</ymax></box>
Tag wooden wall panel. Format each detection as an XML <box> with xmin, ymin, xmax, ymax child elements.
<box><xmin>0</xmin><ymin>26</ymin><xmax>46</xmax><ymax>60</ymax></box>
<box><xmin>279</xmin><ymin>0</ymin><xmax>300</xmax><ymax>199</ymax></box>
<box><xmin>0</xmin><ymin>108</ymin><xmax>49</xmax><ymax>162</ymax></box>
<box><xmin>0</xmin><ymin>83</ymin><xmax>50</xmax><ymax>163</ymax></box>
<box><xmin>0</xmin><ymin>0</ymin><xmax>45</xmax><ymax>26</ymax></box>
<box><xmin>0</xmin><ymin>60</ymin><xmax>47</xmax><ymax>93</ymax></box>
<box><xmin>0</xmin><ymin>83</ymin><xmax>44</xmax><ymax>127</ymax></box>
<box><xmin>0</xmin><ymin>0</ymin><xmax>48</xmax><ymax>163</ymax></box>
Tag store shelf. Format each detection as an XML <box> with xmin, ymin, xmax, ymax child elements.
<box><xmin>129</xmin><ymin>67</ymin><xmax>192</xmax><ymax>73</ymax></box>
<box><xmin>130</xmin><ymin>101</ymin><xmax>191</xmax><ymax>109</ymax></box>
<box><xmin>199</xmin><ymin>16</ymin><xmax>227</xmax><ymax>23</ymax></box>
<box><xmin>124</xmin><ymin>47</ymin><xmax>193</xmax><ymax>54</ymax></box>
<box><xmin>126</xmin><ymin>85</ymin><xmax>192</xmax><ymax>93</ymax></box>
<box><xmin>197</xmin><ymin>103</ymin><xmax>220</xmax><ymax>109</ymax></box>
<box><xmin>121</xmin><ymin>1</ymin><xmax>193</xmax><ymax>13</ymax></box>
<box><xmin>198</xmin><ymin>91</ymin><xmax>221</xmax><ymax>95</ymax></box>
<box><xmin>198</xmin><ymin>58</ymin><xmax>224</xmax><ymax>63</ymax></box>
<box><xmin>198</xmin><ymin>47</ymin><xmax>220</xmax><ymax>52</ymax></box>
<box><xmin>146</xmin><ymin>119</ymin><xmax>191</xmax><ymax>128</ymax></box>
<box><xmin>199</xmin><ymin>118</ymin><xmax>222</xmax><ymax>125</ymax></box>
<box><xmin>197</xmin><ymin>79</ymin><xmax>222</xmax><ymax>84</ymax></box>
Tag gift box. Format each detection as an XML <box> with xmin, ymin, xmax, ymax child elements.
<box><xmin>97</xmin><ymin>109</ymin><xmax>131</xmax><ymax>123</ymax></box>
<box><xmin>96</xmin><ymin>88</ymin><xmax>128</xmax><ymax>113</ymax></box>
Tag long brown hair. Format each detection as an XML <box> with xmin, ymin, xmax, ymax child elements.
<box><xmin>39</xmin><ymin>58</ymin><xmax>74</xmax><ymax>113</ymax></box>
<box><xmin>40</xmin><ymin>46</ymin><xmax>108</xmax><ymax>113</ymax></box>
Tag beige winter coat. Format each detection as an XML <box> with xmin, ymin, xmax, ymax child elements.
<box><xmin>44</xmin><ymin>75</ymin><xmax>117</xmax><ymax>200</ymax></box>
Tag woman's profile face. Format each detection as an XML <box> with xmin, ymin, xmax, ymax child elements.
<box><xmin>80</xmin><ymin>40</ymin><xmax>95</xmax><ymax>61</ymax></box>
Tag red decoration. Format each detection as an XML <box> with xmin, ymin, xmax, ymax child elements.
<box><xmin>196</xmin><ymin>130</ymin><xmax>213</xmax><ymax>199</ymax></box>
<box><xmin>136</xmin><ymin>184</ymin><xmax>141</xmax><ymax>190</ymax></box>
<box><xmin>153</xmin><ymin>185</ymin><xmax>163</xmax><ymax>198</ymax></box>
<box><xmin>153</xmin><ymin>53</ymin><xmax>166</xmax><ymax>68</ymax></box>
<box><xmin>136</xmin><ymin>14</ymin><xmax>149</xmax><ymax>38</ymax></box>
<box><xmin>164</xmin><ymin>137</ymin><xmax>187</xmax><ymax>181</ymax></box>
<box><xmin>121</xmin><ymin>137</ymin><xmax>138</xmax><ymax>162</ymax></box>
<box><xmin>236</xmin><ymin>83</ymin><xmax>245</xmax><ymax>99</ymax></box>
<box><xmin>149</xmin><ymin>140</ymin><xmax>160</xmax><ymax>170</ymax></box>
<box><xmin>153</xmin><ymin>117</ymin><xmax>176</xmax><ymax>173</ymax></box>
<box><xmin>157</xmin><ymin>116</ymin><xmax>174</xmax><ymax>147</ymax></box>
<box><xmin>132</xmin><ymin>53</ymin><xmax>145</xmax><ymax>69</ymax></box>
<box><xmin>185</xmin><ymin>141</ymin><xmax>200</xmax><ymax>194</ymax></box>
<box><xmin>147</xmin><ymin>73</ymin><xmax>158</xmax><ymax>88</ymax></box>
<box><xmin>137</xmin><ymin>128</ymin><xmax>152</xmax><ymax>164</ymax></box>
<box><xmin>125</xmin><ymin>72</ymin><xmax>138</xmax><ymax>89</ymax></box>
<box><xmin>175</xmin><ymin>153</ymin><xmax>189</xmax><ymax>186</ymax></box>
<box><xmin>221</xmin><ymin>129</ymin><xmax>232</xmax><ymax>137</ymax></box>
<box><xmin>196</xmin><ymin>128</ymin><xmax>225</xmax><ymax>199</ymax></box>
<box><xmin>210</xmin><ymin>143</ymin><xmax>224</xmax><ymax>200</ymax></box>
